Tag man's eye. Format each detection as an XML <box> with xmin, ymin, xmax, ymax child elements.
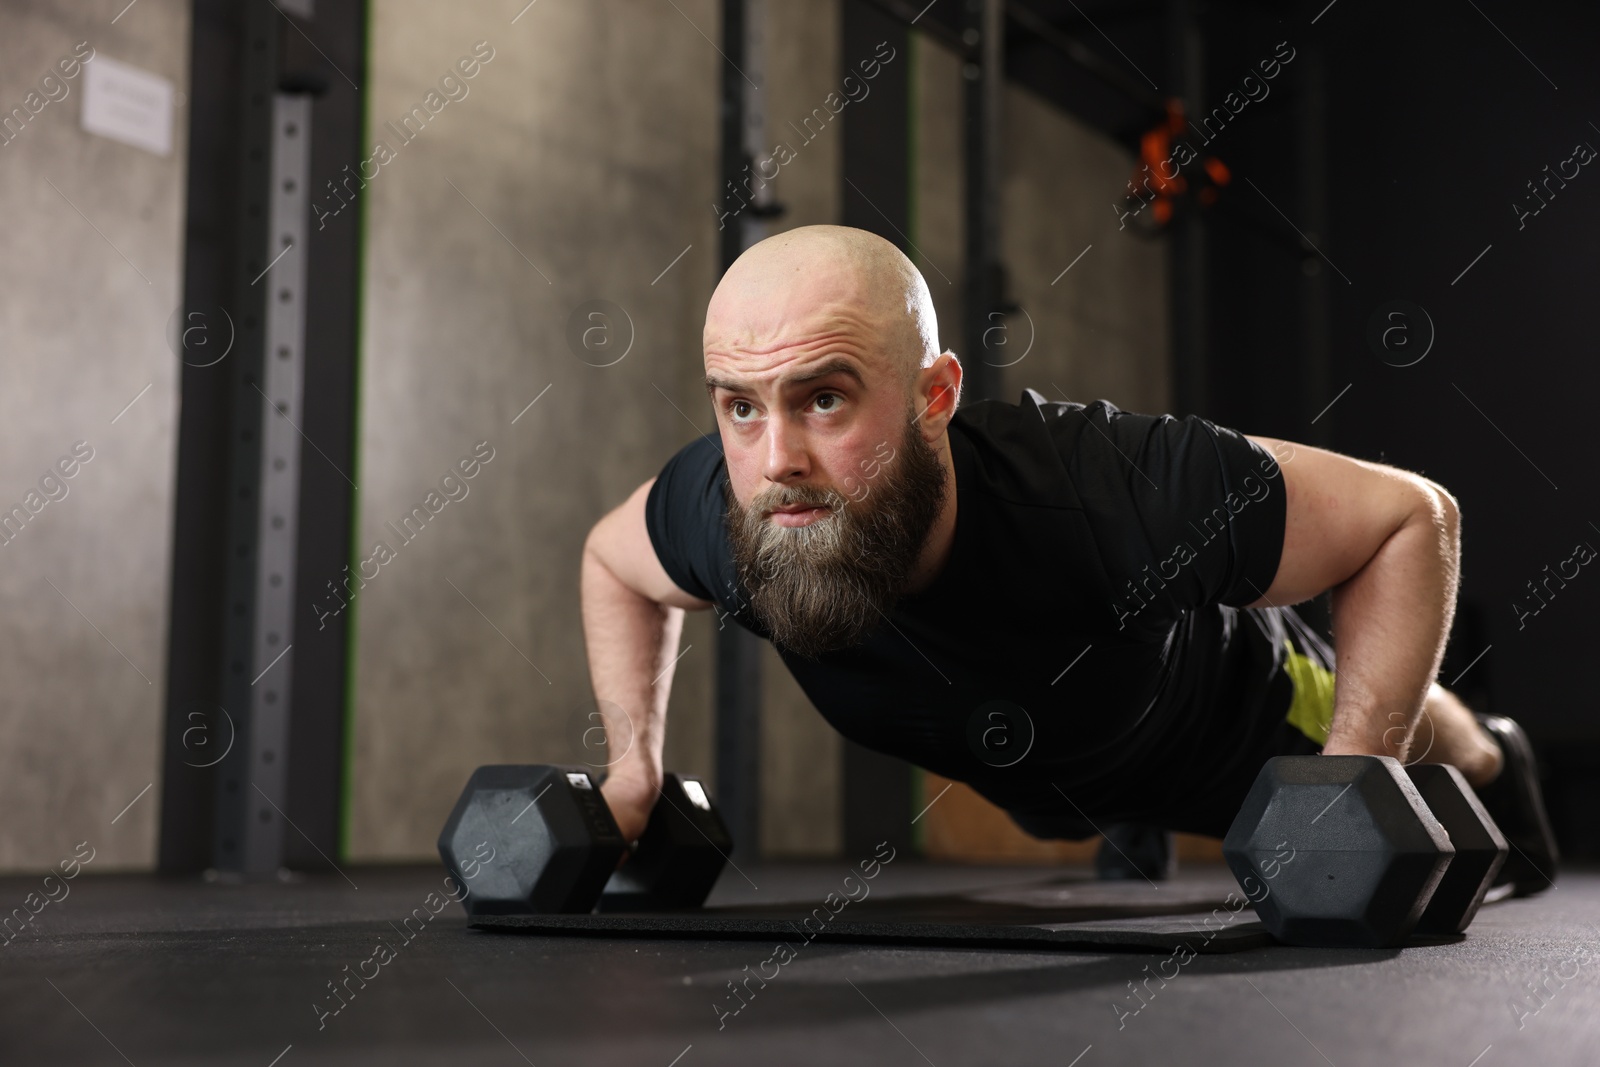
<box><xmin>730</xmin><ymin>400</ymin><xmax>755</xmax><ymax>420</ymax></box>
<box><xmin>813</xmin><ymin>393</ymin><xmax>840</xmax><ymax>412</ymax></box>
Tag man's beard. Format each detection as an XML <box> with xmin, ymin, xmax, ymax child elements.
<box><xmin>724</xmin><ymin>418</ymin><xmax>950</xmax><ymax>660</ymax></box>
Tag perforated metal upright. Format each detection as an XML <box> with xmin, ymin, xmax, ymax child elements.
<box><xmin>212</xmin><ymin>88</ymin><xmax>313</xmax><ymax>876</ymax></box>
<box><xmin>200</xmin><ymin>0</ymin><xmax>309</xmax><ymax>876</ymax></box>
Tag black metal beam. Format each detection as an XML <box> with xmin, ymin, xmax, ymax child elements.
<box><xmin>717</xmin><ymin>0</ymin><xmax>750</xmax><ymax>278</ymax></box>
<box><xmin>840</xmin><ymin>0</ymin><xmax>918</xmax><ymax>859</ymax></box>
<box><xmin>1005</xmin><ymin>1</ymin><xmax>1165</xmax><ymax>116</ymax></box>
<box><xmin>961</xmin><ymin>0</ymin><xmax>1004</xmax><ymax>405</ymax></box>
<box><xmin>160</xmin><ymin>0</ymin><xmax>248</xmax><ymax>875</ymax></box>
<box><xmin>715</xmin><ymin>0</ymin><xmax>764</xmax><ymax>861</ymax></box>
<box><xmin>857</xmin><ymin>0</ymin><xmax>964</xmax><ymax>47</ymax></box>
<box><xmin>858</xmin><ymin>0</ymin><xmax>1166</xmax><ymax>121</ymax></box>
<box><xmin>1296</xmin><ymin>40</ymin><xmax>1331</xmax><ymax>451</ymax></box>
<box><xmin>1165</xmin><ymin>0</ymin><xmax>1207</xmax><ymax>418</ymax></box>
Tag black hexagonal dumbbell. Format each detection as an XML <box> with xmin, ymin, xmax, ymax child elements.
<box><xmin>1404</xmin><ymin>763</ymin><xmax>1509</xmax><ymax>936</ymax></box>
<box><xmin>438</xmin><ymin>765</ymin><xmax>730</xmax><ymax>916</ymax></box>
<box><xmin>1223</xmin><ymin>755</ymin><xmax>1456</xmax><ymax>948</ymax></box>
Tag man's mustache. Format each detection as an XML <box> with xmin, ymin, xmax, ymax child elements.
<box><xmin>748</xmin><ymin>483</ymin><xmax>848</xmax><ymax>516</ymax></box>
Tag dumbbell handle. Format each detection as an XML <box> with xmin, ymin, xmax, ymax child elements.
<box><xmin>599</xmin><ymin>771</ymin><xmax>732</xmax><ymax>912</ymax></box>
<box><xmin>596</xmin><ymin>770</ymin><xmax>658</xmax><ymax>846</ymax></box>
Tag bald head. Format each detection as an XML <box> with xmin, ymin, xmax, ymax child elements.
<box><xmin>704</xmin><ymin>225</ymin><xmax>940</xmax><ymax>392</ymax></box>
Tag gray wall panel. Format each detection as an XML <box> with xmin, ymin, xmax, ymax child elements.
<box><xmin>0</xmin><ymin>1</ymin><xmax>190</xmax><ymax>872</ymax></box>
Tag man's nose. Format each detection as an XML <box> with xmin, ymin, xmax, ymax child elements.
<box><xmin>761</xmin><ymin>414</ymin><xmax>810</xmax><ymax>484</ymax></box>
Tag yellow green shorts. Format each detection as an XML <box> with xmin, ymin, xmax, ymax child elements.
<box><xmin>1283</xmin><ymin>636</ymin><xmax>1337</xmax><ymax>746</ymax></box>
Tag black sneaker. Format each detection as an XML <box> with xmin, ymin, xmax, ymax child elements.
<box><xmin>1471</xmin><ymin>713</ymin><xmax>1559</xmax><ymax>897</ymax></box>
<box><xmin>1095</xmin><ymin>823</ymin><xmax>1175</xmax><ymax>882</ymax></box>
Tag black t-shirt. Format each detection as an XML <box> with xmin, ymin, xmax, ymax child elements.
<box><xmin>645</xmin><ymin>389</ymin><xmax>1307</xmax><ymax>837</ymax></box>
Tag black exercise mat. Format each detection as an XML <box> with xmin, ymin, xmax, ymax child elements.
<box><xmin>473</xmin><ymin>874</ymin><xmax>1272</xmax><ymax>953</ymax></box>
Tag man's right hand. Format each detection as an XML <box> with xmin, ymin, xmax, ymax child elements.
<box><xmin>600</xmin><ymin>770</ymin><xmax>660</xmax><ymax>847</ymax></box>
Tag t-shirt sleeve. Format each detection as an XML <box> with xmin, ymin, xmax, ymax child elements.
<box><xmin>1062</xmin><ymin>398</ymin><xmax>1287</xmax><ymax>627</ymax></box>
<box><xmin>643</xmin><ymin>433</ymin><xmax>736</xmax><ymax>605</ymax></box>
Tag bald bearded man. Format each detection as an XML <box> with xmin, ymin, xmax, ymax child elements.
<box><xmin>582</xmin><ymin>224</ymin><xmax>1557</xmax><ymax>894</ymax></box>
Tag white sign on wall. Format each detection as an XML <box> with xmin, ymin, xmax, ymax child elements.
<box><xmin>81</xmin><ymin>55</ymin><xmax>174</xmax><ymax>156</ymax></box>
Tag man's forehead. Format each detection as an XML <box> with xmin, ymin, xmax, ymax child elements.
<box><xmin>704</xmin><ymin>303</ymin><xmax>891</xmax><ymax>376</ymax></box>
<box><xmin>702</xmin><ymin>347</ymin><xmax>874</xmax><ymax>393</ymax></box>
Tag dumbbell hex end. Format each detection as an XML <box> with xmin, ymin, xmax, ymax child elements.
<box><xmin>438</xmin><ymin>765</ymin><xmax>626</xmax><ymax>916</ymax></box>
<box><xmin>1223</xmin><ymin>755</ymin><xmax>1455</xmax><ymax>949</ymax></box>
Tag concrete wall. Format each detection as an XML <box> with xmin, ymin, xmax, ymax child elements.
<box><xmin>0</xmin><ymin>1</ymin><xmax>190</xmax><ymax>872</ymax></box>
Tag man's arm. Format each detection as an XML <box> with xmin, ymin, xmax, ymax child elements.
<box><xmin>1241</xmin><ymin>436</ymin><xmax>1462</xmax><ymax>761</ymax></box>
<box><xmin>581</xmin><ymin>477</ymin><xmax>712</xmax><ymax>840</ymax></box>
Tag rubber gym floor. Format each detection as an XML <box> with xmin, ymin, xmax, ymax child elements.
<box><xmin>3</xmin><ymin>860</ymin><xmax>1593</xmax><ymax>1066</ymax></box>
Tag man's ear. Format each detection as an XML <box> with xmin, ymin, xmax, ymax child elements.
<box><xmin>913</xmin><ymin>351</ymin><xmax>962</xmax><ymax>433</ymax></box>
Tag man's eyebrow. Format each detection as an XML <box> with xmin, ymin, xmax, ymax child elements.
<box><xmin>703</xmin><ymin>357</ymin><xmax>866</xmax><ymax>394</ymax></box>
